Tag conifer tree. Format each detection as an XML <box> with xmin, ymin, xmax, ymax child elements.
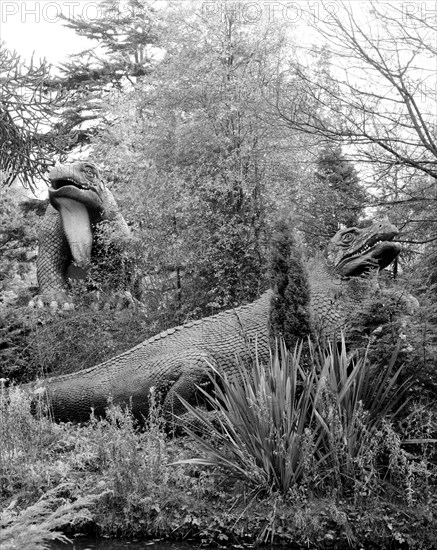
<box><xmin>269</xmin><ymin>218</ymin><xmax>312</xmax><ymax>350</ymax></box>
<box><xmin>52</xmin><ymin>0</ymin><xmax>161</xmax><ymax>144</ymax></box>
<box><xmin>0</xmin><ymin>46</ymin><xmax>69</xmax><ymax>189</ymax></box>
<box><xmin>301</xmin><ymin>144</ymin><xmax>367</xmax><ymax>253</ymax></box>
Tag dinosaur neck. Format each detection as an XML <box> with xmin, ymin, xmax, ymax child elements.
<box><xmin>307</xmin><ymin>253</ymin><xmax>340</xmax><ymax>289</ymax></box>
<box><xmin>307</xmin><ymin>254</ymin><xmax>377</xmax><ymax>338</ymax></box>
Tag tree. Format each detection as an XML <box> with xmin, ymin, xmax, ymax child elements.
<box><xmin>277</xmin><ymin>1</ymin><xmax>437</xmax><ymax>178</ymax></box>
<box><xmin>299</xmin><ymin>144</ymin><xmax>367</xmax><ymax>252</ymax></box>
<box><xmin>89</xmin><ymin>2</ymin><xmax>312</xmax><ymax>320</ymax></box>
<box><xmin>51</xmin><ymin>0</ymin><xmax>162</xmax><ymax>144</ymax></box>
<box><xmin>0</xmin><ymin>186</ymin><xmax>44</xmax><ymax>304</ymax></box>
<box><xmin>0</xmin><ymin>45</ymin><xmax>70</xmax><ymax>190</ymax></box>
<box><xmin>269</xmin><ymin>218</ymin><xmax>312</xmax><ymax>350</ymax></box>
<box><xmin>271</xmin><ymin>1</ymin><xmax>437</xmax><ymax>252</ymax></box>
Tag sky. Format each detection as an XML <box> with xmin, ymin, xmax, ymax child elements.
<box><xmin>0</xmin><ymin>0</ymin><xmax>98</xmax><ymax>64</ymax></box>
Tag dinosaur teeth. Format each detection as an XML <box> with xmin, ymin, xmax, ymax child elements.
<box><xmin>51</xmin><ymin>178</ymin><xmax>90</xmax><ymax>190</ymax></box>
<box><xmin>344</xmin><ymin>239</ymin><xmax>385</xmax><ymax>261</ymax></box>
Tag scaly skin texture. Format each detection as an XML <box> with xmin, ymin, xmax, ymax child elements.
<box><xmin>36</xmin><ymin>162</ymin><xmax>130</xmax><ymax>305</ymax></box>
<box><xmin>37</xmin><ymin>220</ymin><xmax>401</xmax><ymax>423</ymax></box>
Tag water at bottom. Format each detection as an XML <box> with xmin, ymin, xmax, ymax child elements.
<box><xmin>49</xmin><ymin>539</ymin><xmax>204</xmax><ymax>550</ymax></box>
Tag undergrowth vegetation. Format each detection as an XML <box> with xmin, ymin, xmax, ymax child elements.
<box><xmin>1</xmin><ymin>340</ymin><xmax>437</xmax><ymax>549</ymax></box>
<box><xmin>180</xmin><ymin>339</ymin><xmax>435</xmax><ymax>503</ymax></box>
<box><xmin>0</xmin><ymin>298</ymin><xmax>154</xmax><ymax>382</ymax></box>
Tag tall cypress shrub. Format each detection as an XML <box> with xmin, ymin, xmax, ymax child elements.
<box><xmin>269</xmin><ymin>218</ymin><xmax>312</xmax><ymax>350</ymax></box>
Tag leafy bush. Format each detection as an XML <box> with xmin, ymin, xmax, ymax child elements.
<box><xmin>0</xmin><ymin>301</ymin><xmax>154</xmax><ymax>381</ymax></box>
<box><xmin>347</xmin><ymin>285</ymin><xmax>437</xmax><ymax>404</ymax></box>
<box><xmin>0</xmin><ymin>384</ymin><xmax>200</xmax><ymax>540</ymax></box>
<box><xmin>178</xmin><ymin>338</ymin><xmax>436</xmax><ymax>502</ymax></box>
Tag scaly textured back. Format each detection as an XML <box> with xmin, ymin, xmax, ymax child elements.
<box><xmin>44</xmin><ymin>291</ymin><xmax>272</xmax><ymax>422</ymax></box>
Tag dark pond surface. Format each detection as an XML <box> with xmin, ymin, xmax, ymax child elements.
<box><xmin>47</xmin><ymin>538</ymin><xmax>329</xmax><ymax>550</ymax></box>
<box><xmin>49</xmin><ymin>539</ymin><xmax>206</xmax><ymax>550</ymax></box>
<box><xmin>48</xmin><ymin>541</ymin><xmax>318</xmax><ymax>550</ymax></box>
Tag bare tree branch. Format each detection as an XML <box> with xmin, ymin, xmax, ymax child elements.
<box><xmin>271</xmin><ymin>1</ymin><xmax>437</xmax><ymax>180</ymax></box>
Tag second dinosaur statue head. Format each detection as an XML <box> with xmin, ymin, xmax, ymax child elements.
<box><xmin>326</xmin><ymin>220</ymin><xmax>401</xmax><ymax>278</ymax></box>
<box><xmin>47</xmin><ymin>161</ymin><xmax>120</xmax><ymax>271</ymax></box>
<box><xmin>48</xmin><ymin>162</ymin><xmax>106</xmax><ymax>213</ymax></box>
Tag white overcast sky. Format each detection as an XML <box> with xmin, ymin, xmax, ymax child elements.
<box><xmin>0</xmin><ymin>1</ymin><xmax>100</xmax><ymax>64</ymax></box>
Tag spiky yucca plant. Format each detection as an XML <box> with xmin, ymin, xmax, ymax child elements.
<box><xmin>177</xmin><ymin>340</ymin><xmax>328</xmax><ymax>493</ymax></box>
<box><xmin>177</xmin><ymin>337</ymin><xmax>421</xmax><ymax>497</ymax></box>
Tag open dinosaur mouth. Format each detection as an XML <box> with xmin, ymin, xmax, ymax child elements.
<box><xmin>339</xmin><ymin>239</ymin><xmax>401</xmax><ymax>277</ymax></box>
<box><xmin>49</xmin><ymin>178</ymin><xmax>103</xmax><ymax>212</ymax></box>
<box><xmin>343</xmin><ymin>237</ymin><xmax>393</xmax><ymax>261</ymax></box>
<box><xmin>51</xmin><ymin>178</ymin><xmax>94</xmax><ymax>191</ymax></box>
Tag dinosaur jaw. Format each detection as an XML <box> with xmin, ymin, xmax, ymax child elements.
<box><xmin>48</xmin><ymin>179</ymin><xmax>103</xmax><ymax>272</ymax></box>
<box><xmin>49</xmin><ymin>181</ymin><xmax>102</xmax><ymax>269</ymax></box>
<box><xmin>49</xmin><ymin>180</ymin><xmax>103</xmax><ymax>211</ymax></box>
<box><xmin>336</xmin><ymin>240</ymin><xmax>401</xmax><ymax>277</ymax></box>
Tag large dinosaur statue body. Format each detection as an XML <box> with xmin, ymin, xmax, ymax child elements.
<box><xmin>37</xmin><ymin>221</ymin><xmax>401</xmax><ymax>423</ymax></box>
<box><xmin>35</xmin><ymin>162</ymin><xmax>131</xmax><ymax>306</ymax></box>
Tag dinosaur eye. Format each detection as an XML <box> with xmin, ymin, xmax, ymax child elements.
<box><xmin>83</xmin><ymin>165</ymin><xmax>96</xmax><ymax>178</ymax></box>
<box><xmin>342</xmin><ymin>232</ymin><xmax>355</xmax><ymax>244</ymax></box>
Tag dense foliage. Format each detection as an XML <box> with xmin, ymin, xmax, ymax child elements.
<box><xmin>0</xmin><ymin>188</ymin><xmax>41</xmax><ymax>298</ymax></box>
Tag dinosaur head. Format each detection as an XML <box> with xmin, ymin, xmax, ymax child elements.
<box><xmin>326</xmin><ymin>220</ymin><xmax>401</xmax><ymax>278</ymax></box>
<box><xmin>48</xmin><ymin>162</ymin><xmax>106</xmax><ymax>212</ymax></box>
<box><xmin>47</xmin><ymin>162</ymin><xmax>108</xmax><ymax>270</ymax></box>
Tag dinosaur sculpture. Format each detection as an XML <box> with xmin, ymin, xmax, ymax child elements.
<box><xmin>34</xmin><ymin>220</ymin><xmax>401</xmax><ymax>423</ymax></box>
<box><xmin>32</xmin><ymin>161</ymin><xmax>131</xmax><ymax>308</ymax></box>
